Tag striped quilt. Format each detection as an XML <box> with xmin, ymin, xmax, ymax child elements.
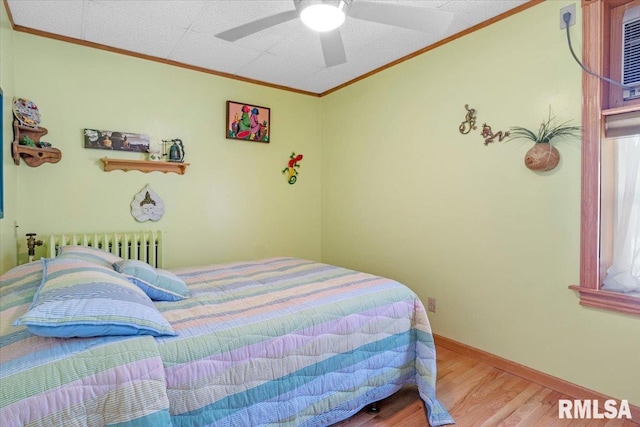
<box><xmin>159</xmin><ymin>257</ymin><xmax>453</xmax><ymax>426</ymax></box>
<box><xmin>0</xmin><ymin>262</ymin><xmax>172</xmax><ymax>426</ymax></box>
<box><xmin>0</xmin><ymin>257</ymin><xmax>453</xmax><ymax>426</ymax></box>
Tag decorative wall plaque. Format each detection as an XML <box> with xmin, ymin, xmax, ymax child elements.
<box><xmin>131</xmin><ymin>184</ymin><xmax>164</xmax><ymax>222</ymax></box>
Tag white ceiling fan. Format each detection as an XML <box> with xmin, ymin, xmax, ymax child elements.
<box><xmin>215</xmin><ymin>0</ymin><xmax>454</xmax><ymax>67</ymax></box>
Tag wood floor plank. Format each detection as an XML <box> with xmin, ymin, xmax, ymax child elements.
<box><xmin>334</xmin><ymin>345</ymin><xmax>638</xmax><ymax>427</ymax></box>
<box><xmin>481</xmin><ymin>382</ymin><xmax>545</xmax><ymax>426</ymax></box>
<box><xmin>509</xmin><ymin>387</ymin><xmax>557</xmax><ymax>427</ymax></box>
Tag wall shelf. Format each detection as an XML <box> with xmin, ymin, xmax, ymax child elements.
<box><xmin>12</xmin><ymin>143</ymin><xmax>62</xmax><ymax>167</ymax></box>
<box><xmin>12</xmin><ymin>121</ymin><xmax>62</xmax><ymax>167</ymax></box>
<box><xmin>100</xmin><ymin>158</ymin><xmax>190</xmax><ymax>175</ymax></box>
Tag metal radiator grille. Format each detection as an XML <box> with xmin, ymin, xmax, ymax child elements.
<box><xmin>44</xmin><ymin>231</ymin><xmax>163</xmax><ymax>268</ymax></box>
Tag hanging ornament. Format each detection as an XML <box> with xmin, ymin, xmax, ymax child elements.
<box><xmin>131</xmin><ymin>184</ymin><xmax>164</xmax><ymax>222</ymax></box>
<box><xmin>162</xmin><ymin>138</ymin><xmax>185</xmax><ymax>162</ymax></box>
<box><xmin>282</xmin><ymin>152</ymin><xmax>303</xmax><ymax>184</ymax></box>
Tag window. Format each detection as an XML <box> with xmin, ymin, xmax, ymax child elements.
<box><xmin>601</xmin><ymin>135</ymin><xmax>640</xmax><ymax>294</ymax></box>
<box><xmin>570</xmin><ymin>0</ymin><xmax>640</xmax><ymax>315</ymax></box>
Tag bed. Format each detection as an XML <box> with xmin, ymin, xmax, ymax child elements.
<box><xmin>0</xmin><ymin>253</ymin><xmax>453</xmax><ymax>426</ymax></box>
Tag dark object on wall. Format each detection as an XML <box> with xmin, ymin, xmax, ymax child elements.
<box><xmin>459</xmin><ymin>104</ymin><xmax>477</xmax><ymax>134</ymax></box>
<box><xmin>480</xmin><ymin>123</ymin><xmax>510</xmax><ymax>145</ymax></box>
<box><xmin>26</xmin><ymin>233</ymin><xmax>43</xmax><ymax>263</ymax></box>
<box><xmin>164</xmin><ymin>139</ymin><xmax>185</xmax><ymax>163</ymax></box>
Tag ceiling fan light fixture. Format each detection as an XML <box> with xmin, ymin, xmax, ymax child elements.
<box><xmin>298</xmin><ymin>0</ymin><xmax>349</xmax><ymax>32</ymax></box>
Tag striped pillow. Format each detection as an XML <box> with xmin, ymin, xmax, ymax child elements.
<box><xmin>113</xmin><ymin>260</ymin><xmax>189</xmax><ymax>301</ymax></box>
<box><xmin>14</xmin><ymin>258</ymin><xmax>176</xmax><ymax>338</ymax></box>
<box><xmin>57</xmin><ymin>245</ymin><xmax>123</xmax><ymax>269</ymax></box>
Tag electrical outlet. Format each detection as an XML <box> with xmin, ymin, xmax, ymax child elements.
<box><xmin>427</xmin><ymin>298</ymin><xmax>436</xmax><ymax>313</ymax></box>
<box><xmin>560</xmin><ymin>4</ymin><xmax>576</xmax><ymax>29</ymax></box>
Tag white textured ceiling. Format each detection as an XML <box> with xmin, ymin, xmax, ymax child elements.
<box><xmin>6</xmin><ymin>0</ymin><xmax>531</xmax><ymax>95</ymax></box>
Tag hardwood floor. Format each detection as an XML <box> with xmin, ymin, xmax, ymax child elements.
<box><xmin>334</xmin><ymin>345</ymin><xmax>639</xmax><ymax>427</ymax></box>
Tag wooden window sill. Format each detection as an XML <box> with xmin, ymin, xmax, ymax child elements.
<box><xmin>602</xmin><ymin>105</ymin><xmax>640</xmax><ymax>116</ymax></box>
<box><xmin>569</xmin><ymin>285</ymin><xmax>640</xmax><ymax>316</ymax></box>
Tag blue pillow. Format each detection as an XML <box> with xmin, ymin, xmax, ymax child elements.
<box><xmin>113</xmin><ymin>260</ymin><xmax>189</xmax><ymax>302</ymax></box>
<box><xmin>57</xmin><ymin>245</ymin><xmax>123</xmax><ymax>269</ymax></box>
<box><xmin>14</xmin><ymin>258</ymin><xmax>176</xmax><ymax>338</ymax></box>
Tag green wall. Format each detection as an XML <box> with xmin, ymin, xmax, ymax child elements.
<box><xmin>321</xmin><ymin>1</ymin><xmax>639</xmax><ymax>408</ymax></box>
<box><xmin>2</xmin><ymin>0</ymin><xmax>638</xmax><ymax>411</ymax></box>
<box><xmin>0</xmin><ymin>3</ymin><xmax>16</xmax><ymax>272</ymax></box>
<box><xmin>0</xmin><ymin>5</ymin><xmax>322</xmax><ymax>270</ymax></box>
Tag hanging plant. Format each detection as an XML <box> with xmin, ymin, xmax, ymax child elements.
<box><xmin>509</xmin><ymin>108</ymin><xmax>581</xmax><ymax>172</ymax></box>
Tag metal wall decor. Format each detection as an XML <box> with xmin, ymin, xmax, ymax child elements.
<box><xmin>458</xmin><ymin>104</ymin><xmax>509</xmax><ymax>146</ymax></box>
<box><xmin>480</xmin><ymin>123</ymin><xmax>510</xmax><ymax>145</ymax></box>
<box><xmin>163</xmin><ymin>139</ymin><xmax>185</xmax><ymax>162</ymax></box>
<box><xmin>459</xmin><ymin>104</ymin><xmax>477</xmax><ymax>134</ymax></box>
<box><xmin>282</xmin><ymin>152</ymin><xmax>303</xmax><ymax>185</ymax></box>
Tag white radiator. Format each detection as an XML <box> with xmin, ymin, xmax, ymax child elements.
<box><xmin>43</xmin><ymin>231</ymin><xmax>163</xmax><ymax>268</ymax></box>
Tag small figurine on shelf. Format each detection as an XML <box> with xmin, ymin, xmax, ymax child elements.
<box><xmin>163</xmin><ymin>139</ymin><xmax>185</xmax><ymax>163</ymax></box>
<box><xmin>20</xmin><ymin>136</ymin><xmax>35</xmax><ymax>147</ymax></box>
<box><xmin>21</xmin><ymin>135</ymin><xmax>51</xmax><ymax>148</ymax></box>
<box><xmin>148</xmin><ymin>141</ymin><xmax>163</xmax><ymax>161</ymax></box>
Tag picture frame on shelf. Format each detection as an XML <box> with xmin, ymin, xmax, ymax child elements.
<box><xmin>226</xmin><ymin>101</ymin><xmax>270</xmax><ymax>143</ymax></box>
<box><xmin>83</xmin><ymin>128</ymin><xmax>150</xmax><ymax>153</ymax></box>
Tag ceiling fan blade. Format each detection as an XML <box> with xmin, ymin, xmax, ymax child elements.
<box><xmin>320</xmin><ymin>30</ymin><xmax>347</xmax><ymax>67</ymax></box>
<box><xmin>215</xmin><ymin>9</ymin><xmax>299</xmax><ymax>41</ymax></box>
<box><xmin>349</xmin><ymin>1</ymin><xmax>454</xmax><ymax>35</ymax></box>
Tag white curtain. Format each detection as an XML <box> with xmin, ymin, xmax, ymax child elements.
<box><xmin>602</xmin><ymin>135</ymin><xmax>640</xmax><ymax>293</ymax></box>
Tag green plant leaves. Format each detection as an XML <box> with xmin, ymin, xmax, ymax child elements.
<box><xmin>508</xmin><ymin>108</ymin><xmax>581</xmax><ymax>144</ymax></box>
